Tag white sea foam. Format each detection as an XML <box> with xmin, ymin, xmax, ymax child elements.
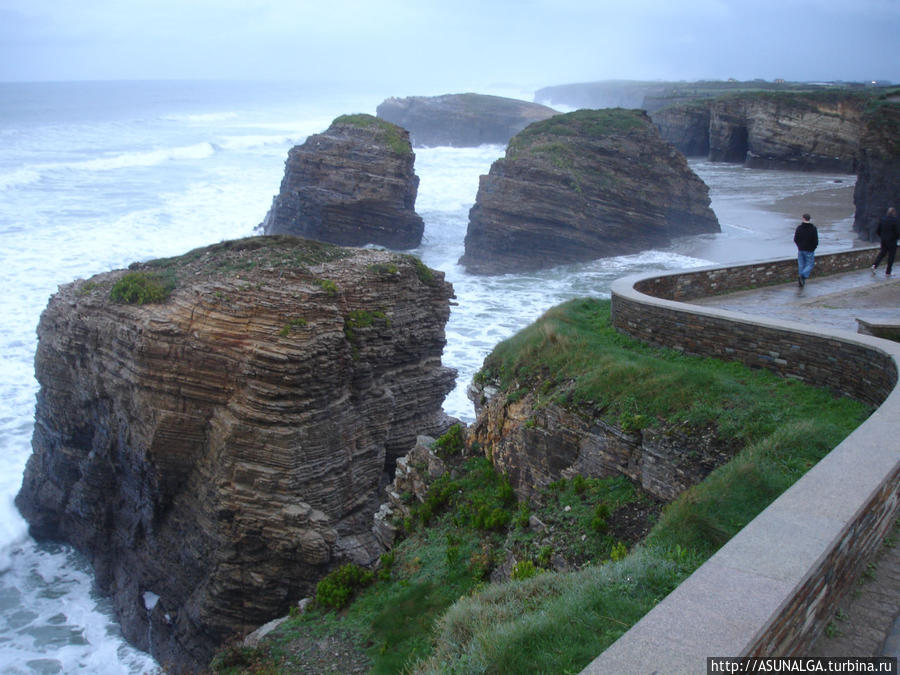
<box><xmin>76</xmin><ymin>142</ymin><xmax>217</xmax><ymax>171</ymax></box>
<box><xmin>163</xmin><ymin>111</ymin><xmax>239</xmax><ymax>124</ymax></box>
<box><xmin>0</xmin><ymin>168</ymin><xmax>41</xmax><ymax>190</ymax></box>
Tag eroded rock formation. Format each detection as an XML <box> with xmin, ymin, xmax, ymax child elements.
<box><xmin>467</xmin><ymin>380</ymin><xmax>732</xmax><ymax>503</ymax></box>
<box><xmin>261</xmin><ymin>115</ymin><xmax>424</xmax><ymax>249</ymax></box>
<box><xmin>376</xmin><ymin>93</ymin><xmax>558</xmax><ymax>147</ymax></box>
<box><xmin>653</xmin><ymin>91</ymin><xmax>867</xmax><ymax>171</ymax></box>
<box><xmin>16</xmin><ymin>235</ymin><xmax>456</xmax><ymax>671</ymax></box>
<box><xmin>853</xmin><ymin>96</ymin><xmax>900</xmax><ymax>240</ymax></box>
<box><xmin>459</xmin><ymin>109</ymin><xmax>719</xmax><ymax>275</ymax></box>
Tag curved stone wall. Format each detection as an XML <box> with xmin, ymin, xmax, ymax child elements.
<box><xmin>584</xmin><ymin>250</ymin><xmax>900</xmax><ymax>672</ymax></box>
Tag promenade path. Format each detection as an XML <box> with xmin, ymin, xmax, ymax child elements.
<box><xmin>692</xmin><ymin>266</ymin><xmax>900</xmax><ymax>659</ymax></box>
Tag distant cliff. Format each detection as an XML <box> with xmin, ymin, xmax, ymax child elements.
<box><xmin>376</xmin><ymin>93</ymin><xmax>558</xmax><ymax>147</ymax></box>
<box><xmin>459</xmin><ymin>109</ymin><xmax>719</xmax><ymax>275</ymax></box>
<box><xmin>534</xmin><ymin>79</ymin><xmax>856</xmax><ymax>113</ymax></box>
<box><xmin>652</xmin><ymin>91</ymin><xmax>868</xmax><ymax>172</ymax></box>
<box><xmin>15</xmin><ymin>236</ymin><xmax>456</xmax><ymax>671</ymax></box>
<box><xmin>853</xmin><ymin>95</ymin><xmax>900</xmax><ymax>240</ymax></box>
<box><xmin>261</xmin><ymin>115</ymin><xmax>424</xmax><ymax>249</ymax></box>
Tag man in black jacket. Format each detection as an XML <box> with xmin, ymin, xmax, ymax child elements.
<box><xmin>871</xmin><ymin>207</ymin><xmax>899</xmax><ymax>277</ymax></box>
<box><xmin>793</xmin><ymin>213</ymin><xmax>818</xmax><ymax>288</ymax></box>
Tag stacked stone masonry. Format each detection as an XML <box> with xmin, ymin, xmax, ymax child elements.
<box><xmin>583</xmin><ymin>249</ymin><xmax>900</xmax><ymax>672</ymax></box>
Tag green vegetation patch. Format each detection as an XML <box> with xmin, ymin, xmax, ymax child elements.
<box><xmin>333</xmin><ymin>113</ymin><xmax>412</xmax><ymax>155</ymax></box>
<box><xmin>478</xmin><ymin>298</ymin><xmax>868</xmax><ymax>445</ymax></box>
<box><xmin>509</xmin><ymin>108</ymin><xmax>647</xmax><ymax>158</ymax></box>
<box><xmin>401</xmin><ymin>254</ymin><xmax>438</xmax><ymax>286</ymax></box>
<box><xmin>109</xmin><ymin>270</ymin><xmax>176</xmax><ymax>304</ymax></box>
<box><xmin>144</xmin><ymin>235</ymin><xmax>353</xmax><ymax>278</ymax></box>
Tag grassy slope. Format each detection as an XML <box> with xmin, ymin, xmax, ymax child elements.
<box><xmin>211</xmin><ymin>298</ymin><xmax>872</xmax><ymax>674</ymax></box>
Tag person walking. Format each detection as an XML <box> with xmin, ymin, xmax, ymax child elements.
<box><xmin>871</xmin><ymin>206</ymin><xmax>899</xmax><ymax>277</ymax></box>
<box><xmin>794</xmin><ymin>213</ymin><xmax>818</xmax><ymax>288</ymax></box>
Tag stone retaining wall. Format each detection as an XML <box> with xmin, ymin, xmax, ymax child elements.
<box><xmin>584</xmin><ymin>250</ymin><xmax>900</xmax><ymax>673</ymax></box>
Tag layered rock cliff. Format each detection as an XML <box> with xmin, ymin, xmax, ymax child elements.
<box><xmin>653</xmin><ymin>91</ymin><xmax>868</xmax><ymax>171</ymax></box>
<box><xmin>376</xmin><ymin>93</ymin><xmax>558</xmax><ymax>147</ymax></box>
<box><xmin>261</xmin><ymin>115</ymin><xmax>424</xmax><ymax>249</ymax></box>
<box><xmin>15</xmin><ymin>235</ymin><xmax>456</xmax><ymax>671</ymax></box>
<box><xmin>459</xmin><ymin>109</ymin><xmax>720</xmax><ymax>275</ymax></box>
<box><xmin>853</xmin><ymin>95</ymin><xmax>900</xmax><ymax>240</ymax></box>
<box><xmin>467</xmin><ymin>385</ymin><xmax>730</xmax><ymax>503</ymax></box>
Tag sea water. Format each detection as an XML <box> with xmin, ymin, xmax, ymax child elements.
<box><xmin>0</xmin><ymin>80</ymin><xmax>857</xmax><ymax>672</ymax></box>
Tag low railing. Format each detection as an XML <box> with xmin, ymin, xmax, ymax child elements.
<box><xmin>583</xmin><ymin>249</ymin><xmax>900</xmax><ymax>673</ymax></box>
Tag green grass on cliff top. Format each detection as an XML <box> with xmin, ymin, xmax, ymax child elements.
<box><xmin>477</xmin><ymin>297</ymin><xmax>868</xmax><ymax>442</ymax></box>
<box><xmin>213</xmin><ymin>298</ymin><xmax>872</xmax><ymax>675</ymax></box>
<box><xmin>507</xmin><ymin>108</ymin><xmax>647</xmax><ymax>156</ymax></box>
<box><xmin>333</xmin><ymin>113</ymin><xmax>412</xmax><ymax>155</ymax></box>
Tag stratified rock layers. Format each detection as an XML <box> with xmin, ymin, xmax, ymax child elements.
<box><xmin>459</xmin><ymin>109</ymin><xmax>719</xmax><ymax>275</ymax></box>
<box><xmin>853</xmin><ymin>98</ymin><xmax>900</xmax><ymax>240</ymax></box>
<box><xmin>261</xmin><ymin>115</ymin><xmax>424</xmax><ymax>249</ymax></box>
<box><xmin>16</xmin><ymin>236</ymin><xmax>456</xmax><ymax>671</ymax></box>
<box><xmin>653</xmin><ymin>91</ymin><xmax>867</xmax><ymax>171</ymax></box>
<box><xmin>376</xmin><ymin>93</ymin><xmax>558</xmax><ymax>147</ymax></box>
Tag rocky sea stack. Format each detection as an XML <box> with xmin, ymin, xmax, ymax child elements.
<box><xmin>15</xmin><ymin>235</ymin><xmax>456</xmax><ymax>671</ymax></box>
<box><xmin>376</xmin><ymin>93</ymin><xmax>558</xmax><ymax>147</ymax></box>
<box><xmin>459</xmin><ymin>109</ymin><xmax>720</xmax><ymax>275</ymax></box>
<box><xmin>261</xmin><ymin>115</ymin><xmax>424</xmax><ymax>249</ymax></box>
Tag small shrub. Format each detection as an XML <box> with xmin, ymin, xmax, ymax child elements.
<box><xmin>591</xmin><ymin>502</ymin><xmax>611</xmax><ymax>534</ymax></box>
<box><xmin>109</xmin><ymin>271</ymin><xmax>175</xmax><ymax>304</ymax></box>
<box><xmin>511</xmin><ymin>559</ymin><xmax>539</xmax><ymax>581</ymax></box>
<box><xmin>378</xmin><ymin>551</ymin><xmax>395</xmax><ymax>581</ymax></box>
<box><xmin>315</xmin><ymin>563</ymin><xmax>374</xmax><ymax>610</ymax></box>
<box><xmin>609</xmin><ymin>541</ymin><xmax>628</xmax><ymax>562</ymax></box>
<box><xmin>572</xmin><ymin>475</ymin><xmax>588</xmax><ymax>495</ymax></box>
<box><xmin>473</xmin><ymin>506</ymin><xmax>511</xmax><ymax>532</ymax></box>
<box><xmin>402</xmin><ymin>254</ymin><xmax>436</xmax><ymax>285</ymax></box>
<box><xmin>433</xmin><ymin>424</ymin><xmax>465</xmax><ymax>459</ymax></box>
<box><xmin>316</xmin><ymin>278</ymin><xmax>339</xmax><ymax>295</ymax></box>
<box><xmin>77</xmin><ymin>280</ymin><xmax>99</xmax><ymax>296</ymax></box>
<box><xmin>537</xmin><ymin>545</ymin><xmax>553</xmax><ymax>568</ymax></box>
<box><xmin>278</xmin><ymin>317</ymin><xmax>307</xmax><ymax>337</ymax></box>
<box><xmin>514</xmin><ymin>503</ymin><xmax>531</xmax><ymax>529</ymax></box>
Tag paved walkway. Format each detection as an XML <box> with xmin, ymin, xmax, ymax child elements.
<box><xmin>694</xmin><ymin>266</ymin><xmax>900</xmax><ymax>658</ymax></box>
<box><xmin>691</xmin><ymin>266</ymin><xmax>900</xmax><ymax>335</ymax></box>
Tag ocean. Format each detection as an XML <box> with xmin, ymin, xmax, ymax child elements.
<box><xmin>0</xmin><ymin>80</ymin><xmax>858</xmax><ymax>673</ymax></box>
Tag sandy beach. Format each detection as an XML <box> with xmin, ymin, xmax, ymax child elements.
<box><xmin>672</xmin><ymin>171</ymin><xmax>863</xmax><ymax>266</ymax></box>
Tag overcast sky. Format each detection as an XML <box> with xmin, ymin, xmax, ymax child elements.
<box><xmin>1</xmin><ymin>0</ymin><xmax>897</xmax><ymax>91</ymax></box>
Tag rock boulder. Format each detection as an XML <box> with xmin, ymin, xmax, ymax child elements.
<box><xmin>15</xmin><ymin>235</ymin><xmax>456</xmax><ymax>671</ymax></box>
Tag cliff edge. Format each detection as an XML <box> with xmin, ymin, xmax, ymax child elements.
<box><xmin>15</xmin><ymin>235</ymin><xmax>456</xmax><ymax>671</ymax></box>
<box><xmin>853</xmin><ymin>94</ymin><xmax>900</xmax><ymax>240</ymax></box>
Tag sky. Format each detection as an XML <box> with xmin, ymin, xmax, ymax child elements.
<box><xmin>1</xmin><ymin>0</ymin><xmax>898</xmax><ymax>92</ymax></box>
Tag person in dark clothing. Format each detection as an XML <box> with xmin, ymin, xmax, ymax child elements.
<box><xmin>793</xmin><ymin>213</ymin><xmax>818</xmax><ymax>288</ymax></box>
<box><xmin>871</xmin><ymin>207</ymin><xmax>899</xmax><ymax>277</ymax></box>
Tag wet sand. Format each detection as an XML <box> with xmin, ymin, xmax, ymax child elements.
<box><xmin>672</xmin><ymin>173</ymin><xmax>863</xmax><ymax>266</ymax></box>
<box><xmin>766</xmin><ymin>183</ymin><xmax>856</xmax><ymax>228</ymax></box>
